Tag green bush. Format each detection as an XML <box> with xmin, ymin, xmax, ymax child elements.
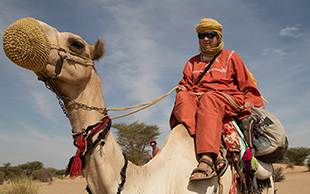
<box><xmin>0</xmin><ymin>175</ymin><xmax>39</xmax><ymax>194</ymax></box>
<box><xmin>32</xmin><ymin>168</ymin><xmax>53</xmax><ymax>182</ymax></box>
<box><xmin>0</xmin><ymin>163</ymin><xmax>22</xmax><ymax>182</ymax></box>
<box><xmin>17</xmin><ymin>161</ymin><xmax>43</xmax><ymax>176</ymax></box>
<box><xmin>274</xmin><ymin>167</ymin><xmax>285</xmax><ymax>182</ymax></box>
<box><xmin>0</xmin><ymin>161</ymin><xmax>45</xmax><ymax>182</ymax></box>
<box><xmin>53</xmin><ymin>169</ymin><xmax>65</xmax><ymax>179</ymax></box>
<box><xmin>286</xmin><ymin>147</ymin><xmax>310</xmax><ymax>166</ymax></box>
<box><xmin>0</xmin><ymin>162</ymin><xmax>66</xmax><ymax>182</ymax></box>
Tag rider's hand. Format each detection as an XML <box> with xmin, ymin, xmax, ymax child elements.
<box><xmin>176</xmin><ymin>85</ymin><xmax>187</xmax><ymax>93</ymax></box>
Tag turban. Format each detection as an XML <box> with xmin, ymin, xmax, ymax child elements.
<box><xmin>150</xmin><ymin>141</ymin><xmax>157</xmax><ymax>146</ymax></box>
<box><xmin>195</xmin><ymin>18</ymin><xmax>224</xmax><ymax>58</ymax></box>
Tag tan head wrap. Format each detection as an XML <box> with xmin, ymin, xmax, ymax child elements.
<box><xmin>195</xmin><ymin>18</ymin><xmax>224</xmax><ymax>58</ymax></box>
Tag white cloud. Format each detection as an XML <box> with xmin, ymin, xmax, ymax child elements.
<box><xmin>279</xmin><ymin>25</ymin><xmax>303</xmax><ymax>38</ymax></box>
<box><xmin>261</xmin><ymin>48</ymin><xmax>287</xmax><ymax>57</ymax></box>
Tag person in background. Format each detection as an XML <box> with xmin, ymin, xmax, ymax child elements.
<box><xmin>148</xmin><ymin>140</ymin><xmax>159</xmax><ymax>161</ymax></box>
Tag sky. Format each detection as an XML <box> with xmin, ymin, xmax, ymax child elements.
<box><xmin>0</xmin><ymin>0</ymin><xmax>309</xmax><ymax>169</ymax></box>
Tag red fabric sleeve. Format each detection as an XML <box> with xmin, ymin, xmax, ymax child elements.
<box><xmin>231</xmin><ymin>52</ymin><xmax>264</xmax><ymax>107</ymax></box>
<box><xmin>178</xmin><ymin>61</ymin><xmax>194</xmax><ymax>91</ymax></box>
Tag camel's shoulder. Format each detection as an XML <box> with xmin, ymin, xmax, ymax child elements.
<box><xmin>159</xmin><ymin>124</ymin><xmax>196</xmax><ymax>159</ymax></box>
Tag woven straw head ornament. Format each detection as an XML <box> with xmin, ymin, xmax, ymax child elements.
<box><xmin>3</xmin><ymin>17</ymin><xmax>51</xmax><ymax>72</ymax></box>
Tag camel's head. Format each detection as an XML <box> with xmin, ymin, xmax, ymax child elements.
<box><xmin>3</xmin><ymin>17</ymin><xmax>105</xmax><ymax>87</ymax></box>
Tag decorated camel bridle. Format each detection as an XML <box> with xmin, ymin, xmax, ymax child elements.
<box><xmin>39</xmin><ymin>48</ymin><xmax>107</xmax><ymax>116</ymax></box>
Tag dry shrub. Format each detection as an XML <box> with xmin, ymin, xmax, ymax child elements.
<box><xmin>32</xmin><ymin>168</ymin><xmax>53</xmax><ymax>182</ymax></box>
<box><xmin>274</xmin><ymin>167</ymin><xmax>285</xmax><ymax>182</ymax></box>
<box><xmin>0</xmin><ymin>175</ymin><xmax>39</xmax><ymax>194</ymax></box>
<box><xmin>285</xmin><ymin>162</ymin><xmax>295</xmax><ymax>170</ymax></box>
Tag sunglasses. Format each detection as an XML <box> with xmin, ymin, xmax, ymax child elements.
<box><xmin>198</xmin><ymin>32</ymin><xmax>218</xmax><ymax>39</ymax></box>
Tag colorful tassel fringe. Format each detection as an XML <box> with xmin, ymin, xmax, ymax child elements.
<box><xmin>241</xmin><ymin>115</ymin><xmax>260</xmax><ymax>173</ymax></box>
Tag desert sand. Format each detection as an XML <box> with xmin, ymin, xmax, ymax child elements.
<box><xmin>1</xmin><ymin>164</ymin><xmax>309</xmax><ymax>194</ymax></box>
<box><xmin>38</xmin><ymin>164</ymin><xmax>309</xmax><ymax>194</ymax></box>
<box><xmin>272</xmin><ymin>164</ymin><xmax>310</xmax><ymax>194</ymax></box>
<box><xmin>38</xmin><ymin>176</ymin><xmax>88</xmax><ymax>194</ymax></box>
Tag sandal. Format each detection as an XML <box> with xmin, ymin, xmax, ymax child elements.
<box><xmin>215</xmin><ymin>148</ymin><xmax>229</xmax><ymax>177</ymax></box>
<box><xmin>189</xmin><ymin>158</ymin><xmax>217</xmax><ymax>181</ymax></box>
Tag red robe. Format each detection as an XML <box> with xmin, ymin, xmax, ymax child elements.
<box><xmin>170</xmin><ymin>50</ymin><xmax>264</xmax><ymax>155</ymax></box>
<box><xmin>152</xmin><ymin>146</ymin><xmax>159</xmax><ymax>157</ymax></box>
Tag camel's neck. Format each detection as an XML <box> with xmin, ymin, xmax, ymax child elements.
<box><xmin>84</xmin><ymin>130</ymin><xmax>127</xmax><ymax>194</ymax></box>
<box><xmin>64</xmin><ymin>68</ymin><xmax>106</xmax><ymax>133</ymax></box>
<box><xmin>58</xmin><ymin>67</ymin><xmax>126</xmax><ymax>193</ymax></box>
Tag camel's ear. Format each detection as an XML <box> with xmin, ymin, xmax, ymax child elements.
<box><xmin>91</xmin><ymin>40</ymin><xmax>105</xmax><ymax>61</ymax></box>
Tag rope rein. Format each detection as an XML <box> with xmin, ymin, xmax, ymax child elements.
<box><xmin>108</xmin><ymin>86</ymin><xmax>179</xmax><ymax>119</ymax></box>
<box><xmin>42</xmin><ymin>70</ymin><xmax>178</xmax><ymax>119</ymax></box>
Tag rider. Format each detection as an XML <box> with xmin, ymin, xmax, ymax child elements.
<box><xmin>170</xmin><ymin>18</ymin><xmax>264</xmax><ymax>181</ymax></box>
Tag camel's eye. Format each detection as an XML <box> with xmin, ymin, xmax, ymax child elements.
<box><xmin>70</xmin><ymin>41</ymin><xmax>84</xmax><ymax>49</ymax></box>
<box><xmin>67</xmin><ymin>36</ymin><xmax>85</xmax><ymax>52</ymax></box>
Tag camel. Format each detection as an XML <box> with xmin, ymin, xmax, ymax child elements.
<box><xmin>3</xmin><ymin>17</ymin><xmax>274</xmax><ymax>194</ymax></box>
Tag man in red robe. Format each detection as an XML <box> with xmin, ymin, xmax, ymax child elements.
<box><xmin>170</xmin><ymin>18</ymin><xmax>264</xmax><ymax>181</ymax></box>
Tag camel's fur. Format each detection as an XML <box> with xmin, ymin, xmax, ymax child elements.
<box><xmin>5</xmin><ymin>18</ymin><xmax>275</xmax><ymax>194</ymax></box>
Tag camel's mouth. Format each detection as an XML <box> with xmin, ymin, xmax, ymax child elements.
<box><xmin>34</xmin><ymin>60</ymin><xmax>62</xmax><ymax>87</ymax></box>
<box><xmin>35</xmin><ymin>70</ymin><xmax>50</xmax><ymax>83</ymax></box>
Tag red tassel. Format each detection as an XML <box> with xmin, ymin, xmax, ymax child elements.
<box><xmin>76</xmin><ymin>136</ymin><xmax>86</xmax><ymax>151</ymax></box>
<box><xmin>69</xmin><ymin>136</ymin><xmax>85</xmax><ymax>178</ymax></box>
<box><xmin>70</xmin><ymin>154</ymin><xmax>82</xmax><ymax>178</ymax></box>
<box><xmin>242</xmin><ymin>148</ymin><xmax>252</xmax><ymax>161</ymax></box>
